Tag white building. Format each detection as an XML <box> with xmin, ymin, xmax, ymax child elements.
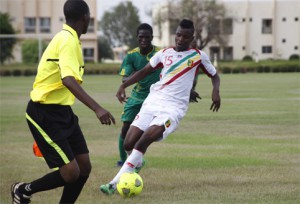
<box><xmin>152</xmin><ymin>0</ymin><xmax>300</xmax><ymax>60</ymax></box>
<box><xmin>0</xmin><ymin>0</ymin><xmax>98</xmax><ymax>63</ymax></box>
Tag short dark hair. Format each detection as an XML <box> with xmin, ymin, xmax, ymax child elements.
<box><xmin>137</xmin><ymin>23</ymin><xmax>153</xmax><ymax>35</ymax></box>
<box><xmin>64</xmin><ymin>0</ymin><xmax>89</xmax><ymax>22</ymax></box>
<box><xmin>179</xmin><ymin>19</ymin><xmax>194</xmax><ymax>29</ymax></box>
<box><xmin>179</xmin><ymin>19</ymin><xmax>194</xmax><ymax>33</ymax></box>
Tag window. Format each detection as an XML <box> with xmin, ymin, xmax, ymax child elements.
<box><xmin>249</xmin><ymin>18</ymin><xmax>252</xmax><ymax>22</ymax></box>
<box><xmin>282</xmin><ymin>17</ymin><xmax>286</xmax><ymax>22</ymax></box>
<box><xmin>40</xmin><ymin>18</ymin><xmax>51</xmax><ymax>33</ymax></box>
<box><xmin>83</xmin><ymin>48</ymin><xmax>94</xmax><ymax>62</ymax></box>
<box><xmin>223</xmin><ymin>47</ymin><xmax>233</xmax><ymax>61</ymax></box>
<box><xmin>295</xmin><ymin>46</ymin><xmax>298</xmax><ymax>50</ymax></box>
<box><xmin>295</xmin><ymin>17</ymin><xmax>299</xmax><ymax>22</ymax></box>
<box><xmin>209</xmin><ymin>46</ymin><xmax>220</xmax><ymax>61</ymax></box>
<box><xmin>24</xmin><ymin>17</ymin><xmax>36</xmax><ymax>33</ymax></box>
<box><xmin>242</xmin><ymin>46</ymin><xmax>246</xmax><ymax>50</ymax></box>
<box><xmin>87</xmin><ymin>18</ymin><xmax>95</xmax><ymax>33</ymax></box>
<box><xmin>262</xmin><ymin>19</ymin><xmax>272</xmax><ymax>34</ymax></box>
<box><xmin>262</xmin><ymin>46</ymin><xmax>272</xmax><ymax>53</ymax></box>
<box><xmin>208</xmin><ymin>19</ymin><xmax>221</xmax><ymax>35</ymax></box>
<box><xmin>282</xmin><ymin>39</ymin><xmax>286</xmax><ymax>43</ymax></box>
<box><xmin>223</xmin><ymin>18</ymin><xmax>233</xmax><ymax>34</ymax></box>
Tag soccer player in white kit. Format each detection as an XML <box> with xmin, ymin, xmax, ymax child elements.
<box><xmin>100</xmin><ymin>19</ymin><xmax>221</xmax><ymax>195</ymax></box>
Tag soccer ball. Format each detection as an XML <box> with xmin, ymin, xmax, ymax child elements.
<box><xmin>117</xmin><ymin>172</ymin><xmax>143</xmax><ymax>197</ymax></box>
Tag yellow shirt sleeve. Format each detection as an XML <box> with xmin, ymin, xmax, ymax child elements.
<box><xmin>58</xmin><ymin>37</ymin><xmax>83</xmax><ymax>82</ymax></box>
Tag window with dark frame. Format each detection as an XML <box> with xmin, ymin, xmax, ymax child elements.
<box><xmin>39</xmin><ymin>17</ymin><xmax>51</xmax><ymax>33</ymax></box>
<box><xmin>262</xmin><ymin>19</ymin><xmax>272</xmax><ymax>34</ymax></box>
<box><xmin>24</xmin><ymin>17</ymin><xmax>36</xmax><ymax>33</ymax></box>
<box><xmin>223</xmin><ymin>18</ymin><xmax>233</xmax><ymax>34</ymax></box>
<box><xmin>83</xmin><ymin>48</ymin><xmax>94</xmax><ymax>62</ymax></box>
<box><xmin>262</xmin><ymin>46</ymin><xmax>272</xmax><ymax>54</ymax></box>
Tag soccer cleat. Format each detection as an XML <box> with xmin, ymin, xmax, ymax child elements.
<box><xmin>11</xmin><ymin>182</ymin><xmax>32</xmax><ymax>204</ymax></box>
<box><xmin>134</xmin><ymin>158</ymin><xmax>146</xmax><ymax>173</ymax></box>
<box><xmin>100</xmin><ymin>183</ymin><xmax>116</xmax><ymax>195</ymax></box>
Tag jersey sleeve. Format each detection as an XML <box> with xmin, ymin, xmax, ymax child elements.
<box><xmin>119</xmin><ymin>54</ymin><xmax>134</xmax><ymax>76</ymax></box>
<box><xmin>58</xmin><ymin>37</ymin><xmax>82</xmax><ymax>82</ymax></box>
<box><xmin>199</xmin><ymin>50</ymin><xmax>217</xmax><ymax>77</ymax></box>
<box><xmin>149</xmin><ymin>50</ymin><xmax>163</xmax><ymax>69</ymax></box>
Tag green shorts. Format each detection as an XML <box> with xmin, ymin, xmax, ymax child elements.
<box><xmin>121</xmin><ymin>97</ymin><xmax>144</xmax><ymax>122</ymax></box>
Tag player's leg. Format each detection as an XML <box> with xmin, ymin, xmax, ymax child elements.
<box><xmin>117</xmin><ymin>98</ymin><xmax>143</xmax><ymax>166</ymax></box>
<box><xmin>100</xmin><ymin>125</ymin><xmax>144</xmax><ymax>195</ymax></box>
<box><xmin>100</xmin><ymin>125</ymin><xmax>165</xmax><ymax>195</ymax></box>
<box><xmin>11</xmin><ymin>101</ymin><xmax>80</xmax><ymax>203</ymax></box>
<box><xmin>59</xmin><ymin>116</ymin><xmax>91</xmax><ymax>203</ymax></box>
<box><xmin>117</xmin><ymin>122</ymin><xmax>131</xmax><ymax>166</ymax></box>
<box><xmin>60</xmin><ymin>154</ymin><xmax>91</xmax><ymax>203</ymax></box>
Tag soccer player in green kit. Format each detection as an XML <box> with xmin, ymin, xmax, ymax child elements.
<box><xmin>116</xmin><ymin>23</ymin><xmax>161</xmax><ymax>167</ymax></box>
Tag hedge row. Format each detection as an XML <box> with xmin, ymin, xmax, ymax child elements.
<box><xmin>219</xmin><ymin>64</ymin><xmax>300</xmax><ymax>74</ymax></box>
<box><xmin>0</xmin><ymin>61</ymin><xmax>299</xmax><ymax>76</ymax></box>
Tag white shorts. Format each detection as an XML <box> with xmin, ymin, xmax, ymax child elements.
<box><xmin>131</xmin><ymin>105</ymin><xmax>182</xmax><ymax>140</ymax></box>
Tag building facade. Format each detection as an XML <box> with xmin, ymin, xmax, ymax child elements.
<box><xmin>0</xmin><ymin>0</ymin><xmax>98</xmax><ymax>63</ymax></box>
<box><xmin>152</xmin><ymin>0</ymin><xmax>300</xmax><ymax>61</ymax></box>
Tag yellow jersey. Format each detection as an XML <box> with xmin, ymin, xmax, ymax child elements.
<box><xmin>30</xmin><ymin>24</ymin><xmax>84</xmax><ymax>105</ymax></box>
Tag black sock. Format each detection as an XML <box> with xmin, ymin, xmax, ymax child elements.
<box><xmin>59</xmin><ymin>175</ymin><xmax>89</xmax><ymax>204</ymax></box>
<box><xmin>19</xmin><ymin>170</ymin><xmax>66</xmax><ymax>196</ymax></box>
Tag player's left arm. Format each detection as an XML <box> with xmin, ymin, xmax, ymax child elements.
<box><xmin>210</xmin><ymin>73</ymin><xmax>221</xmax><ymax>112</ymax></box>
<box><xmin>199</xmin><ymin>51</ymin><xmax>221</xmax><ymax>111</ymax></box>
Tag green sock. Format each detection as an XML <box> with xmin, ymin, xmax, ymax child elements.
<box><xmin>118</xmin><ymin>135</ymin><xmax>127</xmax><ymax>162</ymax></box>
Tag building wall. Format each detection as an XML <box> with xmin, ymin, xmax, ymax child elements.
<box><xmin>0</xmin><ymin>0</ymin><xmax>98</xmax><ymax>63</ymax></box>
<box><xmin>152</xmin><ymin>0</ymin><xmax>300</xmax><ymax>60</ymax></box>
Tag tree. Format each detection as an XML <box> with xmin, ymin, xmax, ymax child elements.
<box><xmin>154</xmin><ymin>0</ymin><xmax>227</xmax><ymax>50</ymax></box>
<box><xmin>0</xmin><ymin>12</ymin><xmax>16</xmax><ymax>64</ymax></box>
<box><xmin>101</xmin><ymin>1</ymin><xmax>141</xmax><ymax>49</ymax></box>
<box><xmin>98</xmin><ymin>35</ymin><xmax>114</xmax><ymax>62</ymax></box>
<box><xmin>22</xmin><ymin>40</ymin><xmax>47</xmax><ymax>63</ymax></box>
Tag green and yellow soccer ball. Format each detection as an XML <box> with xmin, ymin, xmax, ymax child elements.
<box><xmin>117</xmin><ymin>172</ymin><xmax>143</xmax><ymax>197</ymax></box>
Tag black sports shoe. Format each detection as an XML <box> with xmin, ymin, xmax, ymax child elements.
<box><xmin>11</xmin><ymin>182</ymin><xmax>31</xmax><ymax>204</ymax></box>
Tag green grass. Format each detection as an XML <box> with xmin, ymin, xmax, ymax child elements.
<box><xmin>0</xmin><ymin>73</ymin><xmax>300</xmax><ymax>203</ymax></box>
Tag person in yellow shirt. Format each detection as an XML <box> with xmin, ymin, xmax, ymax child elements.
<box><xmin>11</xmin><ymin>1</ymin><xmax>115</xmax><ymax>203</ymax></box>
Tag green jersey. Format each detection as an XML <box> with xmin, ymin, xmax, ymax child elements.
<box><xmin>119</xmin><ymin>46</ymin><xmax>161</xmax><ymax>101</ymax></box>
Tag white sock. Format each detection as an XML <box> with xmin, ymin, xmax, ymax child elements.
<box><xmin>110</xmin><ymin>149</ymin><xmax>143</xmax><ymax>185</ymax></box>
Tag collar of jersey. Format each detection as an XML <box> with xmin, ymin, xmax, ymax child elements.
<box><xmin>62</xmin><ymin>24</ymin><xmax>79</xmax><ymax>42</ymax></box>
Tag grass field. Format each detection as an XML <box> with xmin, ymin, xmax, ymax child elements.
<box><xmin>0</xmin><ymin>73</ymin><xmax>299</xmax><ymax>204</ymax></box>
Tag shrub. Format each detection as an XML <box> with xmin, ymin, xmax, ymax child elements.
<box><xmin>24</xmin><ymin>69</ymin><xmax>36</xmax><ymax>76</ymax></box>
<box><xmin>22</xmin><ymin>40</ymin><xmax>47</xmax><ymax>63</ymax></box>
<box><xmin>289</xmin><ymin>54</ymin><xmax>299</xmax><ymax>60</ymax></box>
<box><xmin>232</xmin><ymin>68</ymin><xmax>241</xmax><ymax>74</ymax></box>
<box><xmin>12</xmin><ymin>69</ymin><xmax>22</xmax><ymax>76</ymax></box>
<box><xmin>221</xmin><ymin>67</ymin><xmax>231</xmax><ymax>74</ymax></box>
<box><xmin>242</xmin><ymin>55</ymin><xmax>253</xmax><ymax>61</ymax></box>
<box><xmin>0</xmin><ymin>70</ymin><xmax>12</xmax><ymax>76</ymax></box>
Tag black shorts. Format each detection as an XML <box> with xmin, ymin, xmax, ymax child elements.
<box><xmin>26</xmin><ymin>100</ymin><xmax>89</xmax><ymax>169</ymax></box>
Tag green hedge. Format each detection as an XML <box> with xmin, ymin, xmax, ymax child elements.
<box><xmin>218</xmin><ymin>60</ymin><xmax>299</xmax><ymax>74</ymax></box>
<box><xmin>0</xmin><ymin>60</ymin><xmax>299</xmax><ymax>76</ymax></box>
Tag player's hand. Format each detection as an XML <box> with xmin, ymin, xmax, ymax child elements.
<box><xmin>210</xmin><ymin>89</ymin><xmax>221</xmax><ymax>112</ymax></box>
<box><xmin>189</xmin><ymin>90</ymin><xmax>201</xmax><ymax>103</ymax></box>
<box><xmin>95</xmin><ymin>107</ymin><xmax>115</xmax><ymax>125</ymax></box>
<box><xmin>116</xmin><ymin>85</ymin><xmax>127</xmax><ymax>103</ymax></box>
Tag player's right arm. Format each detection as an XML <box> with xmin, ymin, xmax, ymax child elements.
<box><xmin>116</xmin><ymin>63</ymin><xmax>153</xmax><ymax>103</ymax></box>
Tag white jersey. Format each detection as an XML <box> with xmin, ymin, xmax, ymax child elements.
<box><xmin>141</xmin><ymin>47</ymin><xmax>216</xmax><ymax>119</ymax></box>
